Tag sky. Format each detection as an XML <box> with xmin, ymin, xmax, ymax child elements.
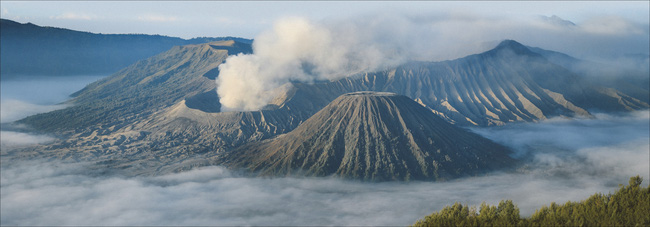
<box><xmin>1</xmin><ymin>1</ymin><xmax>648</xmax><ymax>39</ymax></box>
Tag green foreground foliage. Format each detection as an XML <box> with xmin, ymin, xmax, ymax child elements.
<box><xmin>413</xmin><ymin>176</ymin><xmax>650</xmax><ymax>226</ymax></box>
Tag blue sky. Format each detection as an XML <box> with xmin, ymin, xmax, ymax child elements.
<box><xmin>1</xmin><ymin>1</ymin><xmax>648</xmax><ymax>39</ymax></box>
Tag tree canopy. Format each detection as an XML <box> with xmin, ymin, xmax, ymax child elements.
<box><xmin>414</xmin><ymin>176</ymin><xmax>650</xmax><ymax>226</ymax></box>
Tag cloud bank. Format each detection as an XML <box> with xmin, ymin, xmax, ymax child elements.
<box><xmin>0</xmin><ymin>99</ymin><xmax>68</xmax><ymax>123</ymax></box>
<box><xmin>51</xmin><ymin>12</ymin><xmax>98</xmax><ymax>21</ymax></box>
<box><xmin>0</xmin><ymin>131</ymin><xmax>55</xmax><ymax>148</ymax></box>
<box><xmin>2</xmin><ymin>111</ymin><xmax>647</xmax><ymax>226</ymax></box>
<box><xmin>0</xmin><ymin>76</ymin><xmax>106</xmax><ymax>147</ymax></box>
<box><xmin>216</xmin><ymin>13</ymin><xmax>649</xmax><ymax>111</ymax></box>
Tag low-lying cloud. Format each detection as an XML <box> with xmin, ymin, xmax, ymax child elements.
<box><xmin>0</xmin><ymin>75</ymin><xmax>107</xmax><ymax>147</ymax></box>
<box><xmin>0</xmin><ymin>131</ymin><xmax>55</xmax><ymax>148</ymax></box>
<box><xmin>216</xmin><ymin>13</ymin><xmax>649</xmax><ymax>111</ymax></box>
<box><xmin>1</xmin><ymin>75</ymin><xmax>107</xmax><ymax>123</ymax></box>
<box><xmin>469</xmin><ymin>111</ymin><xmax>650</xmax><ymax>158</ymax></box>
<box><xmin>2</xmin><ymin>111</ymin><xmax>647</xmax><ymax>226</ymax></box>
<box><xmin>0</xmin><ymin>99</ymin><xmax>69</xmax><ymax>123</ymax></box>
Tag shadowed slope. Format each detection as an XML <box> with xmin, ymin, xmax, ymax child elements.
<box><xmin>225</xmin><ymin>92</ymin><xmax>516</xmax><ymax>181</ymax></box>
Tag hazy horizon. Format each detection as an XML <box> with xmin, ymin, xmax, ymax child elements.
<box><xmin>2</xmin><ymin>1</ymin><xmax>649</xmax><ymax>64</ymax></box>
<box><xmin>2</xmin><ymin>1</ymin><xmax>648</xmax><ymax>39</ymax></box>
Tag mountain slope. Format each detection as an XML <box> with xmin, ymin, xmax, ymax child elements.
<box><xmin>223</xmin><ymin>92</ymin><xmax>517</xmax><ymax>181</ymax></box>
<box><xmin>9</xmin><ymin>39</ymin><xmax>646</xmax><ymax>176</ymax></box>
<box><xmin>0</xmin><ymin>18</ymin><xmax>251</xmax><ymax>77</ymax></box>
<box><xmin>527</xmin><ymin>45</ymin><xmax>650</xmax><ymax>104</ymax></box>
<box><xmin>277</xmin><ymin>40</ymin><xmax>647</xmax><ymax>126</ymax></box>
<box><xmin>11</xmin><ymin>40</ymin><xmax>309</xmax><ymax>175</ymax></box>
<box><xmin>18</xmin><ymin>40</ymin><xmax>251</xmax><ymax>134</ymax></box>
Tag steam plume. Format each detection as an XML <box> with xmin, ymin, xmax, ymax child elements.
<box><xmin>215</xmin><ymin>17</ymin><xmax>406</xmax><ymax>111</ymax></box>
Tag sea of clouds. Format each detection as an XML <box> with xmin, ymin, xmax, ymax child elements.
<box><xmin>2</xmin><ymin>110</ymin><xmax>647</xmax><ymax>226</ymax></box>
<box><xmin>0</xmin><ymin>75</ymin><xmax>107</xmax><ymax>148</ymax></box>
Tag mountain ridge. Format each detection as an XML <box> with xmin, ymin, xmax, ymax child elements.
<box><xmin>0</xmin><ymin>18</ymin><xmax>252</xmax><ymax>77</ymax></box>
<box><xmin>276</xmin><ymin>40</ymin><xmax>646</xmax><ymax>126</ymax></box>
<box><xmin>7</xmin><ymin>39</ymin><xmax>648</xmax><ymax>177</ymax></box>
<box><xmin>18</xmin><ymin>40</ymin><xmax>251</xmax><ymax>134</ymax></box>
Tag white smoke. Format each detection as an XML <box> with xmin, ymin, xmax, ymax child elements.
<box><xmin>215</xmin><ymin>17</ymin><xmax>407</xmax><ymax>111</ymax></box>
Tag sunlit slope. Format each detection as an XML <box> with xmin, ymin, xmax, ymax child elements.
<box><xmin>18</xmin><ymin>40</ymin><xmax>250</xmax><ymax>133</ymax></box>
<box><xmin>284</xmin><ymin>40</ymin><xmax>647</xmax><ymax>126</ymax></box>
<box><xmin>224</xmin><ymin>92</ymin><xmax>516</xmax><ymax>181</ymax></box>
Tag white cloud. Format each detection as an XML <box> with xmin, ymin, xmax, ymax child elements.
<box><xmin>0</xmin><ymin>99</ymin><xmax>69</xmax><ymax>123</ymax></box>
<box><xmin>0</xmin><ymin>131</ymin><xmax>55</xmax><ymax>147</ymax></box>
<box><xmin>0</xmin><ymin>1</ymin><xmax>647</xmax><ymax>40</ymax></box>
<box><xmin>137</xmin><ymin>14</ymin><xmax>180</xmax><ymax>22</ymax></box>
<box><xmin>470</xmin><ymin>111</ymin><xmax>650</xmax><ymax>157</ymax></box>
<box><xmin>213</xmin><ymin>16</ymin><xmax>244</xmax><ymax>25</ymax></box>
<box><xmin>581</xmin><ymin>16</ymin><xmax>646</xmax><ymax>35</ymax></box>
<box><xmin>51</xmin><ymin>12</ymin><xmax>97</xmax><ymax>20</ymax></box>
<box><xmin>0</xmin><ymin>75</ymin><xmax>107</xmax><ymax>123</ymax></box>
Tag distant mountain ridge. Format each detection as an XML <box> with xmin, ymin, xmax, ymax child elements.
<box><xmin>526</xmin><ymin>45</ymin><xmax>650</xmax><ymax>103</ymax></box>
<box><xmin>0</xmin><ymin>18</ymin><xmax>252</xmax><ymax>78</ymax></box>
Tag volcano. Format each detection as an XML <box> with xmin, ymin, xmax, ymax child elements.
<box><xmin>224</xmin><ymin>92</ymin><xmax>517</xmax><ymax>181</ymax></box>
<box><xmin>12</xmin><ymin>39</ymin><xmax>646</xmax><ymax>177</ymax></box>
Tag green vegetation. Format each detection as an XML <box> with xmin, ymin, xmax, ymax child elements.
<box><xmin>413</xmin><ymin>176</ymin><xmax>650</xmax><ymax>226</ymax></box>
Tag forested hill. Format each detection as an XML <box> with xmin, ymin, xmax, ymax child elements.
<box><xmin>0</xmin><ymin>19</ymin><xmax>252</xmax><ymax>78</ymax></box>
<box><xmin>413</xmin><ymin>176</ymin><xmax>650</xmax><ymax>226</ymax></box>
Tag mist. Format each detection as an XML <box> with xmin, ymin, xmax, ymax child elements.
<box><xmin>0</xmin><ymin>75</ymin><xmax>106</xmax><ymax>123</ymax></box>
<box><xmin>2</xmin><ymin>111</ymin><xmax>647</xmax><ymax>226</ymax></box>
<box><xmin>0</xmin><ymin>75</ymin><xmax>106</xmax><ymax>147</ymax></box>
<box><xmin>216</xmin><ymin>12</ymin><xmax>649</xmax><ymax>111</ymax></box>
